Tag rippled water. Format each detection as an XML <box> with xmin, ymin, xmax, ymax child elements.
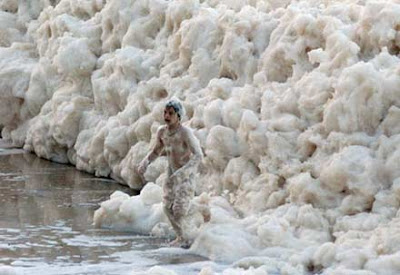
<box><xmin>0</xmin><ymin>143</ymin><xmax>219</xmax><ymax>275</ymax></box>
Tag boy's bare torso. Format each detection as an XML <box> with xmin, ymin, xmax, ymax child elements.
<box><xmin>138</xmin><ymin>120</ymin><xmax>202</xmax><ymax>178</ymax></box>
<box><xmin>158</xmin><ymin>125</ymin><xmax>192</xmax><ymax>173</ymax></box>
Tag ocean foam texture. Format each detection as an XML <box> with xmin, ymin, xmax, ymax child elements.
<box><xmin>2</xmin><ymin>0</ymin><xmax>400</xmax><ymax>273</ymax></box>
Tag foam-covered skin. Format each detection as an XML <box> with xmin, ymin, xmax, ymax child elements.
<box><xmin>2</xmin><ymin>0</ymin><xmax>400</xmax><ymax>273</ymax></box>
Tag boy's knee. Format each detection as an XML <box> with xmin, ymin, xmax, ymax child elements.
<box><xmin>172</xmin><ymin>204</ymin><xmax>185</xmax><ymax>220</ymax></box>
<box><xmin>200</xmin><ymin>206</ymin><xmax>211</xmax><ymax>222</ymax></box>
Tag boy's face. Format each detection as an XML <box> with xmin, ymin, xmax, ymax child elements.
<box><xmin>164</xmin><ymin>106</ymin><xmax>179</xmax><ymax>126</ymax></box>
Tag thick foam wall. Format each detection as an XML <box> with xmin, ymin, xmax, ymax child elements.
<box><xmin>1</xmin><ymin>0</ymin><xmax>400</xmax><ymax>273</ymax></box>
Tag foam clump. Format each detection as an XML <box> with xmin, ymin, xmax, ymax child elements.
<box><xmin>95</xmin><ymin>183</ymin><xmax>212</xmax><ymax>240</ymax></box>
<box><xmin>93</xmin><ymin>183</ymin><xmax>169</xmax><ymax>234</ymax></box>
<box><xmin>2</xmin><ymin>0</ymin><xmax>400</xmax><ymax>273</ymax></box>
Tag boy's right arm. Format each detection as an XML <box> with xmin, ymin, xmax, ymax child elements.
<box><xmin>137</xmin><ymin>127</ymin><xmax>164</xmax><ymax>174</ymax></box>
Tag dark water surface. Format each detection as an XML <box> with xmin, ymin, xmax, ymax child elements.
<box><xmin>0</xmin><ymin>144</ymin><xmax>212</xmax><ymax>275</ymax></box>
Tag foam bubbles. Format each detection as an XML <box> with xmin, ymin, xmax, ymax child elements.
<box><xmin>2</xmin><ymin>0</ymin><xmax>400</xmax><ymax>273</ymax></box>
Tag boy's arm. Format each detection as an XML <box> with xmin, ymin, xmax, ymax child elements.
<box><xmin>138</xmin><ymin>127</ymin><xmax>164</xmax><ymax>174</ymax></box>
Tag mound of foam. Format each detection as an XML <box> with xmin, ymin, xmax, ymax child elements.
<box><xmin>93</xmin><ymin>183</ymin><xmax>170</xmax><ymax>234</ymax></box>
<box><xmin>2</xmin><ymin>0</ymin><xmax>400</xmax><ymax>273</ymax></box>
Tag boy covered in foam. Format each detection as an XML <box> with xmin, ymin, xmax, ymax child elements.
<box><xmin>138</xmin><ymin>99</ymin><xmax>209</xmax><ymax>247</ymax></box>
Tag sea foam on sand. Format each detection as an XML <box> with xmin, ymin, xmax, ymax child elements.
<box><xmin>1</xmin><ymin>0</ymin><xmax>400</xmax><ymax>273</ymax></box>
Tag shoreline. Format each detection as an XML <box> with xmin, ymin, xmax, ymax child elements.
<box><xmin>0</xmin><ymin>139</ymin><xmax>26</xmax><ymax>154</ymax></box>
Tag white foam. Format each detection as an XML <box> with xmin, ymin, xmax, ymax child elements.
<box><xmin>2</xmin><ymin>0</ymin><xmax>400</xmax><ymax>273</ymax></box>
<box><xmin>0</xmin><ymin>266</ymin><xmax>18</xmax><ymax>275</ymax></box>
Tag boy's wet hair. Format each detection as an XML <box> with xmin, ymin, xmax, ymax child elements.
<box><xmin>165</xmin><ymin>99</ymin><xmax>184</xmax><ymax>120</ymax></box>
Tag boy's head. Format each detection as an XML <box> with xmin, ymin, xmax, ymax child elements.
<box><xmin>164</xmin><ymin>99</ymin><xmax>184</xmax><ymax>121</ymax></box>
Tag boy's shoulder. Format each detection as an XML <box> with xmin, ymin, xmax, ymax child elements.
<box><xmin>157</xmin><ymin>125</ymin><xmax>168</xmax><ymax>132</ymax></box>
<box><xmin>156</xmin><ymin>125</ymin><xmax>168</xmax><ymax>137</ymax></box>
<box><xmin>180</xmin><ymin>125</ymin><xmax>193</xmax><ymax>134</ymax></box>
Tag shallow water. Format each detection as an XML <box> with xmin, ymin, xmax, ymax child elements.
<box><xmin>0</xmin><ymin>144</ymin><xmax>218</xmax><ymax>275</ymax></box>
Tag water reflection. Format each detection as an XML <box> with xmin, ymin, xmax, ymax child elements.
<box><xmin>0</xmin><ymin>151</ymin><xmax>137</xmax><ymax>265</ymax></box>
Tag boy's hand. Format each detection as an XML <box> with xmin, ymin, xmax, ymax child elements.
<box><xmin>137</xmin><ymin>160</ymin><xmax>148</xmax><ymax>174</ymax></box>
<box><xmin>170</xmin><ymin>169</ymin><xmax>184</xmax><ymax>181</ymax></box>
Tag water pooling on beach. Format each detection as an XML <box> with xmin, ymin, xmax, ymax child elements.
<box><xmin>0</xmin><ymin>147</ymin><xmax>220</xmax><ymax>275</ymax></box>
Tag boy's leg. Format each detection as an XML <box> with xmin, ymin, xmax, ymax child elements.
<box><xmin>163</xmin><ymin>202</ymin><xmax>183</xmax><ymax>238</ymax></box>
<box><xmin>171</xmin><ymin>178</ymin><xmax>195</xmax><ymax>241</ymax></box>
<box><xmin>163</xmin><ymin>174</ymin><xmax>185</xmax><ymax>242</ymax></box>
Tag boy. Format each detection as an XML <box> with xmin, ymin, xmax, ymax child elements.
<box><xmin>138</xmin><ymin>99</ymin><xmax>206</xmax><ymax>247</ymax></box>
